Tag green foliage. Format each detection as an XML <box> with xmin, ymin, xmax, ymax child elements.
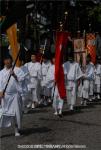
<box><xmin>0</xmin><ymin>34</ymin><xmax>9</xmax><ymax>47</ymax></box>
<box><xmin>88</xmin><ymin>5</ymin><xmax>101</xmax><ymax>23</ymax></box>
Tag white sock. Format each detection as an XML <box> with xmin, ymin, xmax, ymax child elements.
<box><xmin>27</xmin><ymin>102</ymin><xmax>32</xmax><ymax>108</ymax></box>
<box><xmin>81</xmin><ymin>100</ymin><xmax>84</xmax><ymax>105</ymax></box>
<box><xmin>84</xmin><ymin>100</ymin><xmax>87</xmax><ymax>106</ymax></box>
<box><xmin>70</xmin><ymin>105</ymin><xmax>73</xmax><ymax>110</ymax></box>
<box><xmin>59</xmin><ymin>109</ymin><xmax>62</xmax><ymax>114</ymax></box>
<box><xmin>97</xmin><ymin>94</ymin><xmax>100</xmax><ymax>99</ymax></box>
<box><xmin>54</xmin><ymin>111</ymin><xmax>58</xmax><ymax>115</ymax></box>
<box><xmin>32</xmin><ymin>103</ymin><xmax>35</xmax><ymax>108</ymax></box>
<box><xmin>15</xmin><ymin>127</ymin><xmax>20</xmax><ymax>136</ymax></box>
<box><xmin>54</xmin><ymin>108</ymin><xmax>58</xmax><ymax>115</ymax></box>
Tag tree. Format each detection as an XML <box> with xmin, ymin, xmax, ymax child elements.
<box><xmin>87</xmin><ymin>5</ymin><xmax>101</xmax><ymax>31</ymax></box>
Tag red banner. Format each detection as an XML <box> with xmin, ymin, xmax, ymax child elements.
<box><xmin>86</xmin><ymin>33</ymin><xmax>96</xmax><ymax>64</ymax></box>
<box><xmin>55</xmin><ymin>32</ymin><xmax>68</xmax><ymax>99</ymax></box>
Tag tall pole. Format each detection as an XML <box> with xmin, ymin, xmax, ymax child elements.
<box><xmin>3</xmin><ymin>47</ymin><xmax>21</xmax><ymax>95</ymax></box>
<box><xmin>33</xmin><ymin>0</ymin><xmax>37</xmax><ymax>52</ymax></box>
<box><xmin>89</xmin><ymin>23</ymin><xmax>92</xmax><ymax>33</ymax></box>
<box><xmin>64</xmin><ymin>11</ymin><xmax>68</xmax><ymax>31</ymax></box>
<box><xmin>77</xmin><ymin>17</ymin><xmax>80</xmax><ymax>32</ymax></box>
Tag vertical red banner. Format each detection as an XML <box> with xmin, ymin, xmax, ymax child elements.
<box><xmin>55</xmin><ymin>32</ymin><xmax>68</xmax><ymax>99</ymax></box>
<box><xmin>86</xmin><ymin>33</ymin><xmax>96</xmax><ymax>64</ymax></box>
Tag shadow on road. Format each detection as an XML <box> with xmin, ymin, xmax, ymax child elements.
<box><xmin>28</xmin><ymin>109</ymin><xmax>49</xmax><ymax>114</ymax></box>
<box><xmin>21</xmin><ymin>126</ymin><xmax>52</xmax><ymax>136</ymax></box>
<box><xmin>1</xmin><ymin>127</ymin><xmax>52</xmax><ymax>138</ymax></box>
<box><xmin>1</xmin><ymin>133</ymin><xmax>14</xmax><ymax>138</ymax></box>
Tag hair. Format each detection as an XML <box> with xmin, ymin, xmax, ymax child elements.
<box><xmin>87</xmin><ymin>54</ymin><xmax>91</xmax><ymax>59</ymax></box>
<box><xmin>4</xmin><ymin>55</ymin><xmax>13</xmax><ymax>61</ymax></box>
<box><xmin>51</xmin><ymin>53</ymin><xmax>55</xmax><ymax>59</ymax></box>
<box><xmin>31</xmin><ymin>51</ymin><xmax>37</xmax><ymax>56</ymax></box>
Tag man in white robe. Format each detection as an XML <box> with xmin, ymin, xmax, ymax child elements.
<box><xmin>94</xmin><ymin>57</ymin><xmax>101</xmax><ymax>99</ymax></box>
<box><xmin>24</xmin><ymin>53</ymin><xmax>42</xmax><ymax>109</ymax></box>
<box><xmin>45</xmin><ymin>57</ymin><xmax>64</xmax><ymax>116</ymax></box>
<box><xmin>0</xmin><ymin>55</ymin><xmax>24</xmax><ymax>136</ymax></box>
<box><xmin>80</xmin><ymin>55</ymin><xmax>95</xmax><ymax>105</ymax></box>
<box><xmin>41</xmin><ymin>55</ymin><xmax>52</xmax><ymax>105</ymax></box>
<box><xmin>63</xmin><ymin>56</ymin><xmax>83</xmax><ymax>111</ymax></box>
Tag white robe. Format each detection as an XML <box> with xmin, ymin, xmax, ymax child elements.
<box><xmin>94</xmin><ymin>64</ymin><xmax>101</xmax><ymax>93</ymax></box>
<box><xmin>45</xmin><ymin>65</ymin><xmax>63</xmax><ymax>110</ymax></box>
<box><xmin>0</xmin><ymin>67</ymin><xmax>24</xmax><ymax>128</ymax></box>
<box><xmin>24</xmin><ymin>62</ymin><xmax>41</xmax><ymax>102</ymax></box>
<box><xmin>20</xmin><ymin>65</ymin><xmax>30</xmax><ymax>108</ymax></box>
<box><xmin>41</xmin><ymin>61</ymin><xmax>51</xmax><ymax>96</ymax></box>
<box><xmin>80</xmin><ymin>62</ymin><xmax>95</xmax><ymax>99</ymax></box>
<box><xmin>63</xmin><ymin>61</ymin><xmax>83</xmax><ymax>106</ymax></box>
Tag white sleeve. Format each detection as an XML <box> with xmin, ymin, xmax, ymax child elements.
<box><xmin>16</xmin><ymin>68</ymin><xmax>25</xmax><ymax>82</ymax></box>
<box><xmin>45</xmin><ymin>67</ymin><xmax>55</xmax><ymax>87</ymax></box>
<box><xmin>63</xmin><ymin>63</ymin><xmax>67</xmax><ymax>75</ymax></box>
<box><xmin>24</xmin><ymin>63</ymin><xmax>28</xmax><ymax>67</ymax></box>
<box><xmin>100</xmin><ymin>66</ymin><xmax>101</xmax><ymax>76</ymax></box>
<box><xmin>20</xmin><ymin>65</ymin><xmax>29</xmax><ymax>77</ymax></box>
<box><xmin>75</xmin><ymin>64</ymin><xmax>83</xmax><ymax>80</ymax></box>
<box><xmin>87</xmin><ymin>67</ymin><xmax>94</xmax><ymax>79</ymax></box>
<box><xmin>0</xmin><ymin>72</ymin><xmax>3</xmax><ymax>92</ymax></box>
<box><xmin>37</xmin><ymin>64</ymin><xmax>42</xmax><ymax>80</ymax></box>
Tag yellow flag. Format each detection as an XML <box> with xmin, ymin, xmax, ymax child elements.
<box><xmin>7</xmin><ymin>24</ymin><xmax>20</xmax><ymax>66</ymax></box>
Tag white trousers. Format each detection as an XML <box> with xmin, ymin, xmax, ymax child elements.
<box><xmin>81</xmin><ymin>79</ymin><xmax>94</xmax><ymax>99</ymax></box>
<box><xmin>53</xmin><ymin>98</ymin><xmax>64</xmax><ymax>110</ymax></box>
<box><xmin>94</xmin><ymin>75</ymin><xmax>101</xmax><ymax>93</ymax></box>
<box><xmin>0</xmin><ymin>93</ymin><xmax>22</xmax><ymax>129</ymax></box>
<box><xmin>30</xmin><ymin>88</ymin><xmax>39</xmax><ymax>102</ymax></box>
<box><xmin>66</xmin><ymin>81</ymin><xmax>77</xmax><ymax>106</ymax></box>
<box><xmin>52</xmin><ymin>86</ymin><xmax>64</xmax><ymax>110</ymax></box>
<box><xmin>66</xmin><ymin>89</ymin><xmax>76</xmax><ymax>106</ymax></box>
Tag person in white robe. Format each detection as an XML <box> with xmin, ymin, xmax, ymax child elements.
<box><xmin>45</xmin><ymin>57</ymin><xmax>64</xmax><ymax>116</ymax></box>
<box><xmin>41</xmin><ymin>55</ymin><xmax>52</xmax><ymax>105</ymax></box>
<box><xmin>80</xmin><ymin>55</ymin><xmax>95</xmax><ymax>105</ymax></box>
<box><xmin>24</xmin><ymin>53</ymin><xmax>42</xmax><ymax>109</ymax></box>
<box><xmin>100</xmin><ymin>57</ymin><xmax>101</xmax><ymax>98</ymax></box>
<box><xmin>94</xmin><ymin>56</ymin><xmax>101</xmax><ymax>99</ymax></box>
<box><xmin>0</xmin><ymin>55</ymin><xmax>24</xmax><ymax>136</ymax></box>
<box><xmin>20</xmin><ymin>65</ymin><xmax>30</xmax><ymax>113</ymax></box>
<box><xmin>63</xmin><ymin>56</ymin><xmax>83</xmax><ymax>111</ymax></box>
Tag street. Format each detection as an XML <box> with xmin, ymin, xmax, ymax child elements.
<box><xmin>0</xmin><ymin>100</ymin><xmax>101</xmax><ymax>150</ymax></box>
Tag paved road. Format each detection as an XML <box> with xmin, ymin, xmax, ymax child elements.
<box><xmin>0</xmin><ymin>100</ymin><xmax>101</xmax><ymax>150</ymax></box>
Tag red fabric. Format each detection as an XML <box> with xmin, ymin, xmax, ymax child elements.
<box><xmin>55</xmin><ymin>32</ymin><xmax>69</xmax><ymax>99</ymax></box>
<box><xmin>86</xmin><ymin>33</ymin><xmax>96</xmax><ymax>64</ymax></box>
<box><xmin>87</xmin><ymin>45</ymin><xmax>96</xmax><ymax>64</ymax></box>
<box><xmin>36</xmin><ymin>53</ymin><xmax>42</xmax><ymax>62</ymax></box>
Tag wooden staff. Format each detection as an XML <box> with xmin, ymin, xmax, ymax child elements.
<box><xmin>40</xmin><ymin>39</ymin><xmax>47</xmax><ymax>64</ymax></box>
<box><xmin>3</xmin><ymin>43</ymin><xmax>29</xmax><ymax>96</ymax></box>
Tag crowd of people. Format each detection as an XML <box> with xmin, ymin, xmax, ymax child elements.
<box><xmin>0</xmin><ymin>51</ymin><xmax>101</xmax><ymax>137</ymax></box>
